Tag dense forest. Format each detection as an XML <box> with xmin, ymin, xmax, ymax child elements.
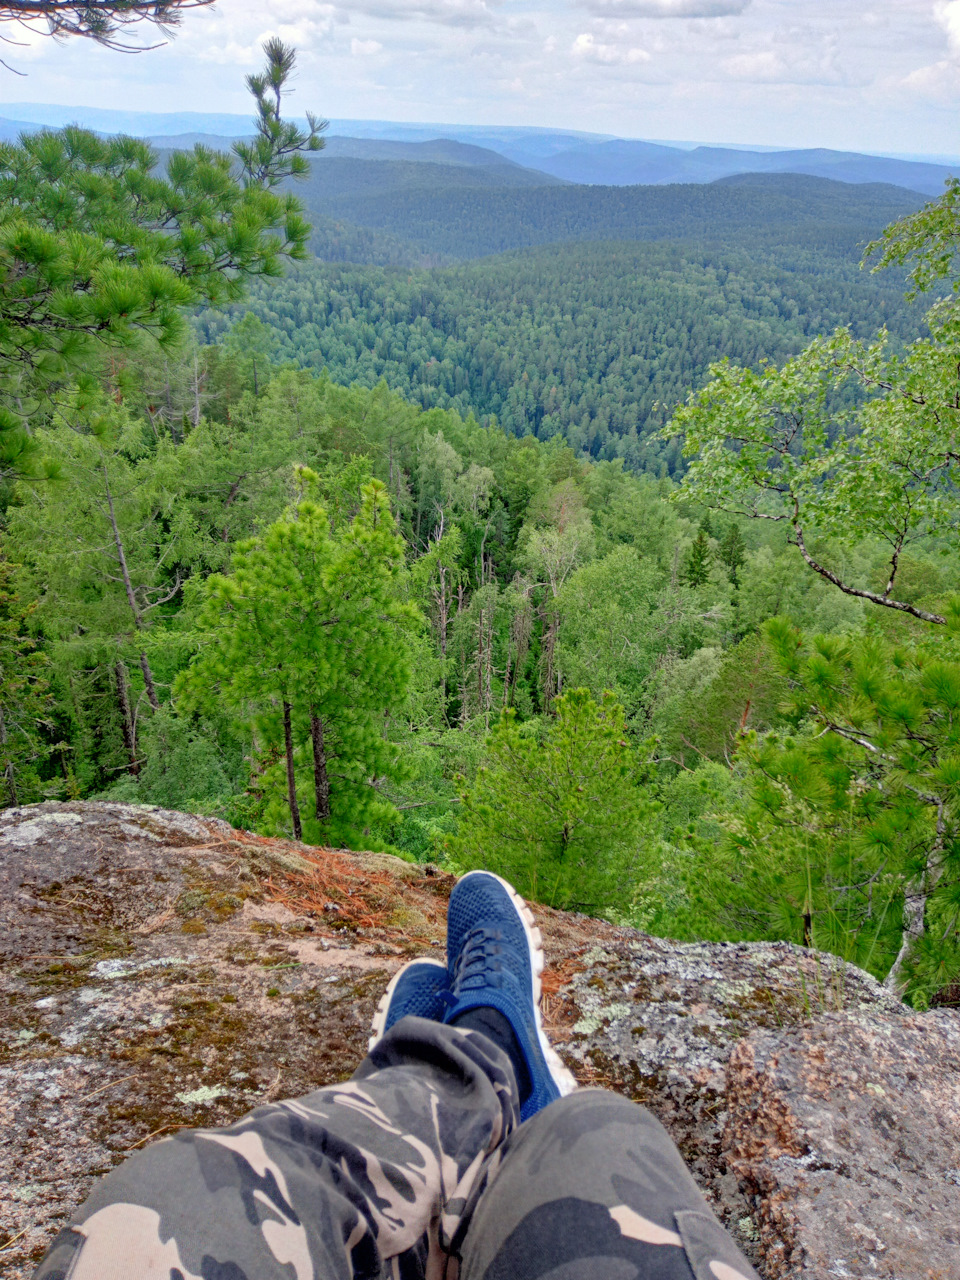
<box><xmin>3</xmin><ymin>43</ymin><xmax>960</xmax><ymax>1011</ymax></box>
<box><xmin>197</xmin><ymin>239</ymin><xmax>920</xmax><ymax>469</ymax></box>
<box><xmin>295</xmin><ymin>169</ymin><xmax>924</xmax><ymax>261</ymax></box>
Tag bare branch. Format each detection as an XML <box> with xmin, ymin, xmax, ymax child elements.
<box><xmin>792</xmin><ymin>519</ymin><xmax>946</xmax><ymax>626</ymax></box>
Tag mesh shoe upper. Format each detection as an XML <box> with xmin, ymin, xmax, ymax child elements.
<box><xmin>443</xmin><ymin>871</ymin><xmax>576</xmax><ymax>1122</ymax></box>
<box><xmin>369</xmin><ymin>957</ymin><xmax>448</xmax><ymax>1051</ymax></box>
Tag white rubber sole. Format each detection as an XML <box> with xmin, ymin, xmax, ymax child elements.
<box><xmin>455</xmin><ymin>871</ymin><xmax>578</xmax><ymax>1097</ymax></box>
<box><xmin>368</xmin><ymin>957</ymin><xmax>447</xmax><ymax>1053</ymax></box>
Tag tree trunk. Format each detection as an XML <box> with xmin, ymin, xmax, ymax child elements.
<box><xmin>191</xmin><ymin>354</ymin><xmax>203</xmax><ymax>428</ymax></box>
<box><xmin>283</xmin><ymin>701</ymin><xmax>302</xmax><ymax>841</ymax></box>
<box><xmin>883</xmin><ymin>877</ymin><xmax>926</xmax><ymax>993</ymax></box>
<box><xmin>508</xmin><ymin>586</ymin><xmax>532</xmax><ymax>708</ymax></box>
<box><xmin>884</xmin><ymin>807</ymin><xmax>946</xmax><ymax>993</ymax></box>
<box><xmin>163</xmin><ymin>362</ymin><xmax>177</xmax><ymax>441</ymax></box>
<box><xmin>0</xmin><ymin>702</ymin><xmax>18</xmax><ymax>806</ymax></box>
<box><xmin>115</xmin><ymin>661</ymin><xmax>139</xmax><ymax>776</ymax></box>
<box><xmin>139</xmin><ymin>652</ymin><xmax>160</xmax><ymax>712</ymax></box>
<box><xmin>435</xmin><ymin>565</ymin><xmax>451</xmax><ymax>716</ymax></box>
<box><xmin>542</xmin><ymin>611</ymin><xmax>558</xmax><ymax>712</ymax></box>
<box><xmin>483</xmin><ymin>597</ymin><xmax>494</xmax><ymax>727</ymax></box>
<box><xmin>476</xmin><ymin>599</ymin><xmax>485</xmax><ymax>723</ymax></box>
<box><xmin>102</xmin><ymin>462</ymin><xmax>160</xmax><ymax>711</ymax></box>
<box><xmin>310</xmin><ymin>709</ymin><xmax>331</xmax><ymax>822</ymax></box>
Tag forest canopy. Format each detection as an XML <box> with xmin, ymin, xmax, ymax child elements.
<box><xmin>2</xmin><ymin>53</ymin><xmax>959</xmax><ymax>1011</ymax></box>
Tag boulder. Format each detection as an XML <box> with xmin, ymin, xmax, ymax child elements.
<box><xmin>725</xmin><ymin>1012</ymin><xmax>960</xmax><ymax>1278</ymax></box>
<box><xmin>0</xmin><ymin>801</ymin><xmax>957</xmax><ymax>1279</ymax></box>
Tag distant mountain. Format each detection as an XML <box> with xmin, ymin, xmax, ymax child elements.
<box><xmin>0</xmin><ymin>105</ymin><xmax>260</xmax><ymax>136</ymax></box>
<box><xmin>531</xmin><ymin>141</ymin><xmax>954</xmax><ymax>196</ymax></box>
<box><xmin>0</xmin><ymin>116</ymin><xmax>50</xmax><ymax>142</ymax></box>
<box><xmin>2</xmin><ymin>101</ymin><xmax>950</xmax><ymax>201</ymax></box>
<box><xmin>295</xmin><ymin>172</ymin><xmax>926</xmax><ymax>263</ymax></box>
<box><xmin>319</xmin><ymin>136</ymin><xmax>557</xmax><ymax>169</ymax></box>
<box><xmin>0</xmin><ymin>104</ymin><xmax>613</xmax><ymax>151</ymax></box>
<box><xmin>147</xmin><ymin>133</ymin><xmax>553</xmax><ymax>172</ymax></box>
<box><xmin>291</xmin><ymin>156</ymin><xmax>564</xmax><ymax>209</ymax></box>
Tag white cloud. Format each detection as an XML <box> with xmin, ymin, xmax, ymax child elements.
<box><xmin>579</xmin><ymin>0</ymin><xmax>750</xmax><ymax>17</ymax></box>
<box><xmin>6</xmin><ymin>0</ymin><xmax>960</xmax><ymax>158</ymax></box>
<box><xmin>572</xmin><ymin>32</ymin><xmax>650</xmax><ymax>64</ymax></box>
<box><xmin>721</xmin><ymin>49</ymin><xmax>785</xmax><ymax>80</ymax></box>
<box><xmin>351</xmin><ymin>37</ymin><xmax>383</xmax><ymax>55</ymax></box>
<box><xmin>171</xmin><ymin>0</ymin><xmax>338</xmax><ymax>65</ymax></box>
<box><xmin>341</xmin><ymin>0</ymin><xmax>503</xmax><ymax>29</ymax></box>
<box><xmin>935</xmin><ymin>0</ymin><xmax>960</xmax><ymax>52</ymax></box>
<box><xmin>901</xmin><ymin>58</ymin><xmax>960</xmax><ymax>102</ymax></box>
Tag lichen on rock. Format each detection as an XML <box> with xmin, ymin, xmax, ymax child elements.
<box><xmin>1</xmin><ymin>801</ymin><xmax>958</xmax><ymax>1280</ymax></box>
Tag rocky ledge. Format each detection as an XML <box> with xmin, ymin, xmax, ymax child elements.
<box><xmin>1</xmin><ymin>802</ymin><xmax>957</xmax><ymax>1279</ymax></box>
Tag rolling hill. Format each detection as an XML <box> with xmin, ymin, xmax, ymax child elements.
<box><xmin>289</xmin><ymin>171</ymin><xmax>925</xmax><ymax>263</ymax></box>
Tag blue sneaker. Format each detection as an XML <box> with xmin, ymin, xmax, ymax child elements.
<box><xmin>443</xmin><ymin>871</ymin><xmax>576</xmax><ymax>1121</ymax></box>
<box><xmin>368</xmin><ymin>957</ymin><xmax>448</xmax><ymax>1051</ymax></box>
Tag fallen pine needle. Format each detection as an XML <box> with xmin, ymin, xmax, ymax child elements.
<box><xmin>80</xmin><ymin>1073</ymin><xmax>139</xmax><ymax>1101</ymax></box>
<box><xmin>125</xmin><ymin>1122</ymin><xmax>190</xmax><ymax>1151</ymax></box>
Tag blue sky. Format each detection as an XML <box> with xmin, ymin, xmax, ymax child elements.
<box><xmin>2</xmin><ymin>0</ymin><xmax>958</xmax><ymax>154</ymax></box>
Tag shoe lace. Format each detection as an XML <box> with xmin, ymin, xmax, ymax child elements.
<box><xmin>451</xmin><ymin>926</ymin><xmax>503</xmax><ymax>994</ymax></box>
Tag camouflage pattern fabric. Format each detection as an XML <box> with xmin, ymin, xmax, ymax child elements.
<box><xmin>33</xmin><ymin>1018</ymin><xmax>759</xmax><ymax>1280</ymax></box>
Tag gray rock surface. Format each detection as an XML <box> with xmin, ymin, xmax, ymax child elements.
<box><xmin>1</xmin><ymin>801</ymin><xmax>957</xmax><ymax>1280</ymax></box>
<box><xmin>725</xmin><ymin>1012</ymin><xmax>960</xmax><ymax>1278</ymax></box>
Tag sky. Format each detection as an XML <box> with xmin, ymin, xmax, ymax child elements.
<box><xmin>2</xmin><ymin>0</ymin><xmax>959</xmax><ymax>154</ymax></box>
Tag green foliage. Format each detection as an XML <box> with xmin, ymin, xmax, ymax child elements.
<box><xmin>669</xmin><ymin>170</ymin><xmax>960</xmax><ymax>628</ymax></box>
<box><xmin>97</xmin><ymin>706</ymin><xmax>245</xmax><ymax>813</ymax></box>
<box><xmin>0</xmin><ymin>560</ymin><xmax>53</xmax><ymax>805</ymax></box>
<box><xmin>658</xmin><ymin>173</ymin><xmax>960</xmax><ymax>998</ymax></box>
<box><xmin>682</xmin><ymin>528</ymin><xmax>713</xmax><ymax>588</ymax></box>
<box><xmin>865</xmin><ymin>176</ymin><xmax>960</xmax><ymax>297</ymax></box>
<box><xmin>0</xmin><ymin>40</ymin><xmax>321</xmax><ymax>481</ymax></box>
<box><xmin>687</xmin><ymin>619</ymin><xmax>960</xmax><ymax>1005</ymax></box>
<box><xmin>554</xmin><ymin>546</ymin><xmax>698</xmax><ymax>713</ymax></box>
<box><xmin>177</xmin><ymin>481</ymin><xmax>416</xmax><ymax>844</ymax></box>
<box><xmin>718</xmin><ymin>521</ymin><xmax>747</xmax><ymax>586</ymax></box>
<box><xmin>295</xmin><ymin>170</ymin><xmax>921</xmax><ymax>264</ymax></box>
<box><xmin>652</xmin><ymin>633</ymin><xmax>790</xmax><ymax>768</ymax></box>
<box><xmin>196</xmin><ymin>232</ymin><xmax>918</xmax><ymax>474</ymax></box>
<box><xmin>234</xmin><ymin>38</ymin><xmax>327</xmax><ymax>189</ymax></box>
<box><xmin>669</xmin><ymin>311</ymin><xmax>960</xmax><ymax>623</ymax></box>
<box><xmin>451</xmin><ymin>689</ymin><xmax>658</xmax><ymax>914</ymax></box>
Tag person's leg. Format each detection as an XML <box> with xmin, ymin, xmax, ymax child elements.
<box><xmin>455</xmin><ymin>1089</ymin><xmax>760</xmax><ymax>1280</ymax></box>
<box><xmin>434</xmin><ymin>873</ymin><xmax>759</xmax><ymax>1280</ymax></box>
<box><xmin>33</xmin><ymin>1013</ymin><xmax>518</xmax><ymax>1280</ymax></box>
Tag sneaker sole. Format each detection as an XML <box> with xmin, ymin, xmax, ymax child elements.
<box><xmin>368</xmin><ymin>956</ymin><xmax>447</xmax><ymax>1052</ymax></box>
<box><xmin>454</xmin><ymin>871</ymin><xmax>577</xmax><ymax>1098</ymax></box>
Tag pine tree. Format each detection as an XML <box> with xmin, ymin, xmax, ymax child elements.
<box><xmin>0</xmin><ymin>40</ymin><xmax>324</xmax><ymax>480</ymax></box>
<box><xmin>681</xmin><ymin>528</ymin><xmax>712</xmax><ymax>588</ymax></box>
<box><xmin>177</xmin><ymin>480</ymin><xmax>417</xmax><ymax>844</ymax></box>
<box><xmin>690</xmin><ymin>618</ymin><xmax>960</xmax><ymax>1007</ymax></box>
<box><xmin>452</xmin><ymin>688</ymin><xmax>658</xmax><ymax>914</ymax></box>
<box><xmin>718</xmin><ymin>522</ymin><xmax>747</xmax><ymax>586</ymax></box>
<box><xmin>0</xmin><ymin>1</ymin><xmax>215</xmax><ymax>50</ymax></box>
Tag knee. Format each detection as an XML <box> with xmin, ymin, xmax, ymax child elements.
<box><xmin>523</xmin><ymin>1086</ymin><xmax>665</xmax><ymax>1143</ymax></box>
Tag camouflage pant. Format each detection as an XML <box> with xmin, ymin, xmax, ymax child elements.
<box><xmin>34</xmin><ymin>1018</ymin><xmax>758</xmax><ymax>1280</ymax></box>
